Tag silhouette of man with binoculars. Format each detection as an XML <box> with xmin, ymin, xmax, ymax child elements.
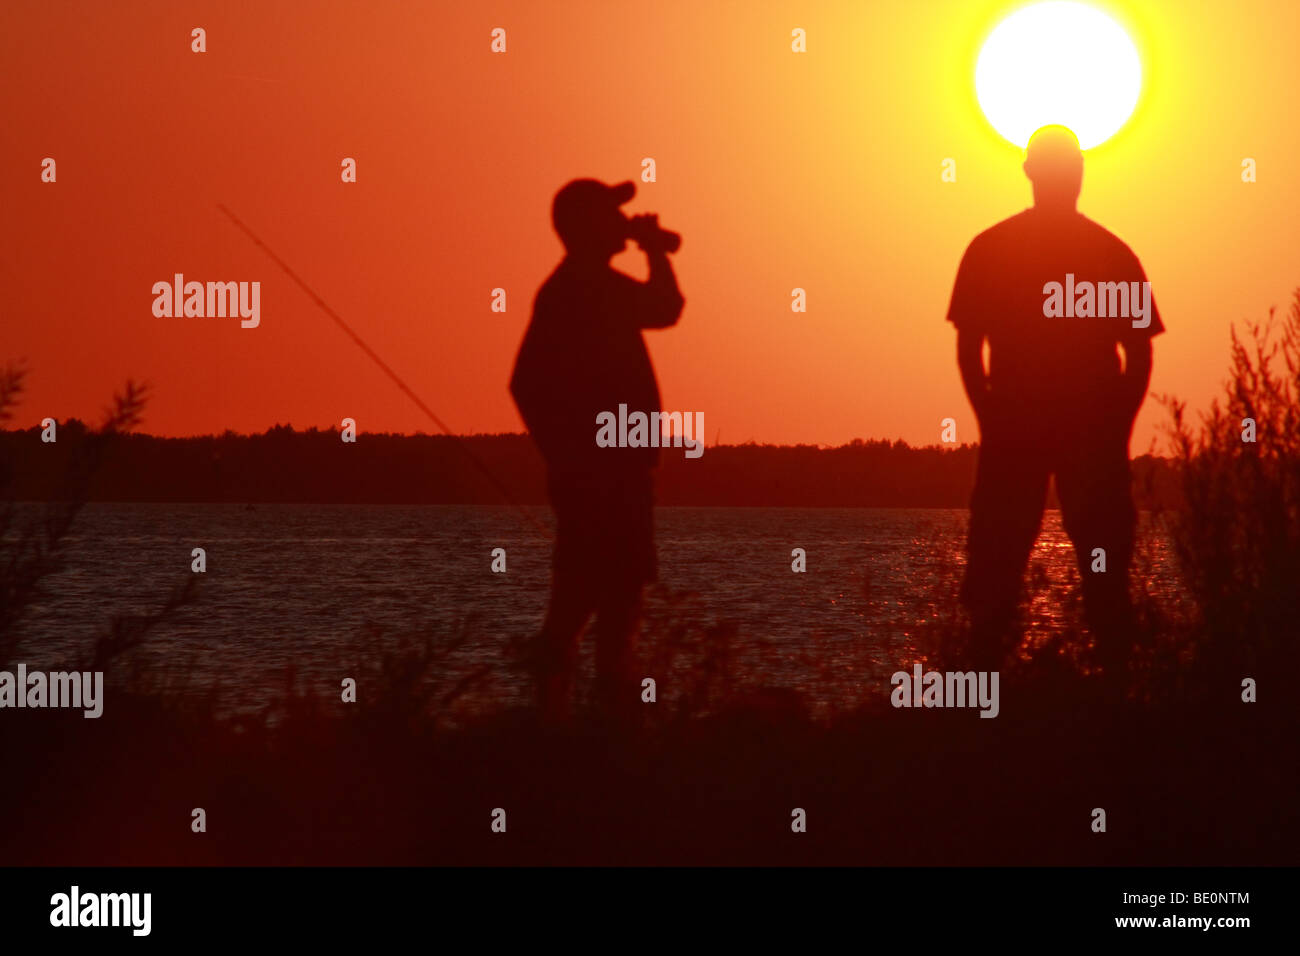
<box><xmin>510</xmin><ymin>178</ymin><xmax>684</xmax><ymax>726</ymax></box>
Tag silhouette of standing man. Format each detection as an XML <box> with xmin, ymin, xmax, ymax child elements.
<box><xmin>510</xmin><ymin>179</ymin><xmax>684</xmax><ymax>725</ymax></box>
<box><xmin>946</xmin><ymin>126</ymin><xmax>1164</xmax><ymax>677</ymax></box>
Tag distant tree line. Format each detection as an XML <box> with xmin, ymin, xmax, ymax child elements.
<box><xmin>0</xmin><ymin>423</ymin><xmax>1181</xmax><ymax>509</ymax></box>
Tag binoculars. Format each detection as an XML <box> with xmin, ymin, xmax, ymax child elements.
<box><xmin>626</xmin><ymin>214</ymin><xmax>682</xmax><ymax>253</ymax></box>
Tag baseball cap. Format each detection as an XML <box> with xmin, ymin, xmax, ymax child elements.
<box><xmin>552</xmin><ymin>178</ymin><xmax>636</xmax><ymax>244</ymax></box>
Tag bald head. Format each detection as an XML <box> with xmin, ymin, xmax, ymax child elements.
<box><xmin>1023</xmin><ymin>125</ymin><xmax>1083</xmax><ymax>212</ymax></box>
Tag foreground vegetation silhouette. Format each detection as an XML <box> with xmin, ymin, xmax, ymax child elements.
<box><xmin>2</xmin><ymin>295</ymin><xmax>1297</xmax><ymax>864</ymax></box>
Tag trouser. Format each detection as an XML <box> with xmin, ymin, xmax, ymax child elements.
<box><xmin>961</xmin><ymin>422</ymin><xmax>1136</xmax><ymax>671</ymax></box>
<box><xmin>533</xmin><ymin>469</ymin><xmax>656</xmax><ymax>724</ymax></box>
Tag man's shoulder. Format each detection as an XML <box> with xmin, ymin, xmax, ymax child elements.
<box><xmin>1074</xmin><ymin>213</ymin><xmax>1139</xmax><ymax>254</ymax></box>
<box><xmin>973</xmin><ymin>208</ymin><xmax>1035</xmax><ymax>240</ymax></box>
<box><xmin>965</xmin><ymin>210</ymin><xmax>1141</xmax><ymax>260</ymax></box>
<box><xmin>960</xmin><ymin>209</ymin><xmax>1036</xmax><ymax>260</ymax></box>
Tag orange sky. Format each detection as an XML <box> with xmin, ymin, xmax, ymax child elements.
<box><xmin>3</xmin><ymin>0</ymin><xmax>1298</xmax><ymax>451</ymax></box>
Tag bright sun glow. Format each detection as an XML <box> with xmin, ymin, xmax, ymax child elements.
<box><xmin>976</xmin><ymin>1</ymin><xmax>1141</xmax><ymax>150</ymax></box>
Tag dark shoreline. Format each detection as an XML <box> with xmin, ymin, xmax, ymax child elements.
<box><xmin>0</xmin><ymin>427</ymin><xmax>1181</xmax><ymax>509</ymax></box>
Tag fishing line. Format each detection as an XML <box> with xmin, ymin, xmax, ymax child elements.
<box><xmin>217</xmin><ymin>202</ymin><xmax>550</xmax><ymax>538</ymax></box>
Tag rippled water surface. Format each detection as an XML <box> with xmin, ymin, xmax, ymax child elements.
<box><xmin>11</xmin><ymin>504</ymin><xmax>1180</xmax><ymax>715</ymax></box>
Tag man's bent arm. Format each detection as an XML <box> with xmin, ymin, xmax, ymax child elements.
<box><xmin>636</xmin><ymin>248</ymin><xmax>685</xmax><ymax>329</ymax></box>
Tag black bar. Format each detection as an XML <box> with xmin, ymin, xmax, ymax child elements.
<box><xmin>1</xmin><ymin>866</ymin><xmax>1282</xmax><ymax>943</ymax></box>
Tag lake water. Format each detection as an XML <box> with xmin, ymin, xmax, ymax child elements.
<box><xmin>9</xmin><ymin>504</ymin><xmax>1181</xmax><ymax>717</ymax></box>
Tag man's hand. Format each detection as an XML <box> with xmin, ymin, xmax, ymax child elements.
<box><xmin>627</xmin><ymin>213</ymin><xmax>679</xmax><ymax>255</ymax></box>
<box><xmin>628</xmin><ymin>213</ymin><xmax>658</xmax><ymax>252</ymax></box>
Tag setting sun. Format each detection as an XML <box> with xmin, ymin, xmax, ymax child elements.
<box><xmin>976</xmin><ymin>1</ymin><xmax>1141</xmax><ymax>149</ymax></box>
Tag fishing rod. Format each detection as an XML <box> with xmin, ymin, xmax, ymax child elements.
<box><xmin>216</xmin><ymin>202</ymin><xmax>550</xmax><ymax>538</ymax></box>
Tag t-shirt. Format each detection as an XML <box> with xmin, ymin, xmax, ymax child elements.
<box><xmin>510</xmin><ymin>257</ymin><xmax>682</xmax><ymax>477</ymax></box>
<box><xmin>947</xmin><ymin>208</ymin><xmax>1164</xmax><ymax>409</ymax></box>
